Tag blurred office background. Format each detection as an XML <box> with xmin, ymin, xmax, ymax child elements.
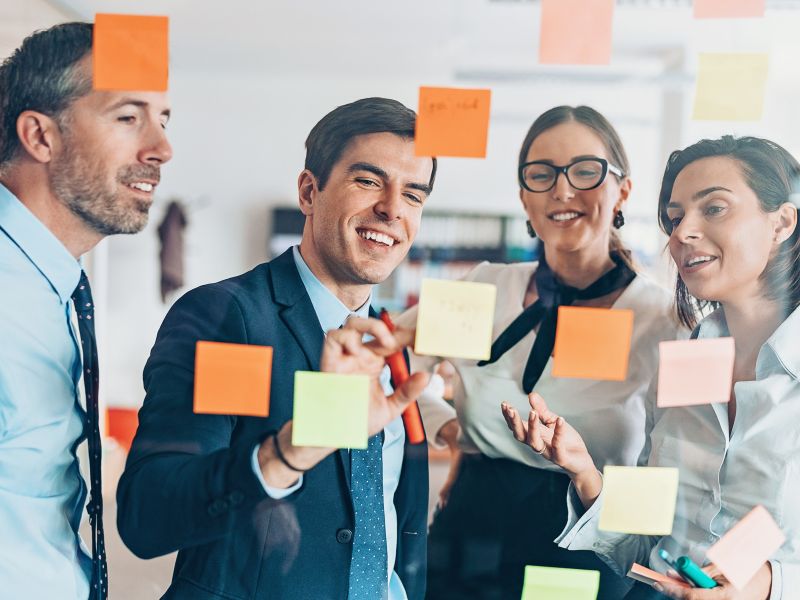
<box><xmin>4</xmin><ymin>0</ymin><xmax>800</xmax><ymax>596</ymax></box>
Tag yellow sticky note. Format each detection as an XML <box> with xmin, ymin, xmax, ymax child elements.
<box><xmin>551</xmin><ymin>307</ymin><xmax>634</xmax><ymax>381</ymax></box>
<box><xmin>193</xmin><ymin>341</ymin><xmax>272</xmax><ymax>417</ymax></box>
<box><xmin>706</xmin><ymin>505</ymin><xmax>786</xmax><ymax>590</ymax></box>
<box><xmin>414</xmin><ymin>87</ymin><xmax>492</xmax><ymax>158</ymax></box>
<box><xmin>414</xmin><ymin>279</ymin><xmax>497</xmax><ymax>360</ymax></box>
<box><xmin>522</xmin><ymin>566</ymin><xmax>599</xmax><ymax>600</ymax></box>
<box><xmin>694</xmin><ymin>0</ymin><xmax>765</xmax><ymax>18</ymax></box>
<box><xmin>539</xmin><ymin>0</ymin><xmax>615</xmax><ymax>65</ymax></box>
<box><xmin>599</xmin><ymin>466</ymin><xmax>679</xmax><ymax>535</ymax></box>
<box><xmin>657</xmin><ymin>338</ymin><xmax>735</xmax><ymax>407</ymax></box>
<box><xmin>291</xmin><ymin>371</ymin><xmax>369</xmax><ymax>449</ymax></box>
<box><xmin>93</xmin><ymin>14</ymin><xmax>169</xmax><ymax>91</ymax></box>
<box><xmin>692</xmin><ymin>53</ymin><xmax>769</xmax><ymax>121</ymax></box>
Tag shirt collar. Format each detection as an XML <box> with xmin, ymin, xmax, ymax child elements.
<box><xmin>696</xmin><ymin>305</ymin><xmax>800</xmax><ymax>382</ymax></box>
<box><xmin>291</xmin><ymin>245</ymin><xmax>371</xmax><ymax>332</ymax></box>
<box><xmin>0</xmin><ymin>183</ymin><xmax>81</xmax><ymax>304</ymax></box>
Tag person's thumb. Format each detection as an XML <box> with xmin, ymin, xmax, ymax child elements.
<box><xmin>390</xmin><ymin>372</ymin><xmax>431</xmax><ymax>409</ymax></box>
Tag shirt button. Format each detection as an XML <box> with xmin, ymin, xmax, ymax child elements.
<box><xmin>336</xmin><ymin>528</ymin><xmax>353</xmax><ymax>544</ymax></box>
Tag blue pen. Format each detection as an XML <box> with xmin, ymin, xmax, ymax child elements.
<box><xmin>658</xmin><ymin>549</ymin><xmax>695</xmax><ymax>587</ymax></box>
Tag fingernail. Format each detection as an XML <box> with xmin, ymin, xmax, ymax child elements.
<box><xmin>652</xmin><ymin>583</ymin><xmax>663</xmax><ymax>592</ymax></box>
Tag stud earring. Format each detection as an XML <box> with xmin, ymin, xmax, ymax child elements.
<box><xmin>613</xmin><ymin>211</ymin><xmax>625</xmax><ymax>229</ymax></box>
<box><xmin>526</xmin><ymin>220</ymin><xmax>537</xmax><ymax>238</ymax></box>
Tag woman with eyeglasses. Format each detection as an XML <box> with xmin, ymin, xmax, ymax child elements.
<box><xmin>502</xmin><ymin>135</ymin><xmax>800</xmax><ymax>599</ymax></box>
<box><xmin>397</xmin><ymin>106</ymin><xmax>683</xmax><ymax>599</ymax></box>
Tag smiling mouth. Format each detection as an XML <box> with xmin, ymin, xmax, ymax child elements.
<box><xmin>357</xmin><ymin>228</ymin><xmax>397</xmax><ymax>247</ymax></box>
<box><xmin>684</xmin><ymin>255</ymin><xmax>717</xmax><ymax>268</ymax></box>
<box><xmin>126</xmin><ymin>181</ymin><xmax>156</xmax><ymax>193</ymax></box>
<box><xmin>548</xmin><ymin>211</ymin><xmax>584</xmax><ymax>222</ymax></box>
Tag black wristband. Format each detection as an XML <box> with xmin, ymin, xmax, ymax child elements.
<box><xmin>272</xmin><ymin>432</ymin><xmax>306</xmax><ymax>473</ymax></box>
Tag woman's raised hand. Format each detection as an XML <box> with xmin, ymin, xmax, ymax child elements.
<box><xmin>501</xmin><ymin>393</ymin><xmax>596</xmax><ymax>479</ymax></box>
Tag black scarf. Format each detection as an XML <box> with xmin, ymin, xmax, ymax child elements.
<box><xmin>478</xmin><ymin>252</ymin><xmax>636</xmax><ymax>393</ymax></box>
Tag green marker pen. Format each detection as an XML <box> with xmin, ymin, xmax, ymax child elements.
<box><xmin>676</xmin><ymin>556</ymin><xmax>718</xmax><ymax>589</ymax></box>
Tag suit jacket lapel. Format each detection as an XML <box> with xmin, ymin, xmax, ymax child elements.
<box><xmin>269</xmin><ymin>248</ymin><xmax>352</xmax><ymax>489</ymax></box>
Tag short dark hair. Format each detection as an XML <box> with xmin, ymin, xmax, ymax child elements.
<box><xmin>657</xmin><ymin>135</ymin><xmax>800</xmax><ymax>329</ymax></box>
<box><xmin>304</xmin><ymin>97</ymin><xmax>437</xmax><ymax>191</ymax></box>
<box><xmin>0</xmin><ymin>22</ymin><xmax>93</xmax><ymax>169</ymax></box>
<box><xmin>518</xmin><ymin>105</ymin><xmax>634</xmax><ymax>269</ymax></box>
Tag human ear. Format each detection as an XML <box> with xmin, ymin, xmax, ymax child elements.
<box><xmin>613</xmin><ymin>177</ymin><xmax>632</xmax><ymax>213</ymax></box>
<box><xmin>15</xmin><ymin>110</ymin><xmax>60</xmax><ymax>164</ymax></box>
<box><xmin>773</xmin><ymin>202</ymin><xmax>798</xmax><ymax>245</ymax></box>
<box><xmin>297</xmin><ymin>170</ymin><xmax>318</xmax><ymax>216</ymax></box>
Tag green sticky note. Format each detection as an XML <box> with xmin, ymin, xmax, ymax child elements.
<box><xmin>291</xmin><ymin>371</ymin><xmax>369</xmax><ymax>449</ymax></box>
<box><xmin>522</xmin><ymin>566</ymin><xmax>600</xmax><ymax>600</ymax></box>
<box><xmin>598</xmin><ymin>466</ymin><xmax>679</xmax><ymax>535</ymax></box>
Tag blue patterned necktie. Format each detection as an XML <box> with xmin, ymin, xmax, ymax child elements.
<box><xmin>72</xmin><ymin>271</ymin><xmax>108</xmax><ymax>600</ymax></box>
<box><xmin>348</xmin><ymin>432</ymin><xmax>388</xmax><ymax>599</ymax></box>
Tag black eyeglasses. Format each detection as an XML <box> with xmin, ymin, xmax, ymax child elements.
<box><xmin>518</xmin><ymin>157</ymin><xmax>625</xmax><ymax>193</ymax></box>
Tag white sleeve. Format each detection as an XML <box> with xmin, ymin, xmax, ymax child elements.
<box><xmin>250</xmin><ymin>444</ymin><xmax>303</xmax><ymax>499</ymax></box>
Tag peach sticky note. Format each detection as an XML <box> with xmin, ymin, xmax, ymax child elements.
<box><xmin>551</xmin><ymin>306</ymin><xmax>634</xmax><ymax>381</ymax></box>
<box><xmin>414</xmin><ymin>87</ymin><xmax>491</xmax><ymax>158</ymax></box>
<box><xmin>414</xmin><ymin>278</ymin><xmax>497</xmax><ymax>360</ymax></box>
<box><xmin>599</xmin><ymin>466</ymin><xmax>679</xmax><ymax>535</ymax></box>
<box><xmin>93</xmin><ymin>14</ymin><xmax>169</xmax><ymax>91</ymax></box>
<box><xmin>692</xmin><ymin>53</ymin><xmax>769</xmax><ymax>121</ymax></box>
<box><xmin>627</xmin><ymin>564</ymin><xmax>690</xmax><ymax>589</ymax></box>
<box><xmin>694</xmin><ymin>0</ymin><xmax>765</xmax><ymax>18</ymax></box>
<box><xmin>193</xmin><ymin>341</ymin><xmax>272</xmax><ymax>417</ymax></box>
<box><xmin>539</xmin><ymin>0</ymin><xmax>615</xmax><ymax>65</ymax></box>
<box><xmin>657</xmin><ymin>337</ymin><xmax>735</xmax><ymax>407</ymax></box>
<box><xmin>706</xmin><ymin>505</ymin><xmax>786</xmax><ymax>590</ymax></box>
<box><xmin>522</xmin><ymin>566</ymin><xmax>599</xmax><ymax>600</ymax></box>
<box><xmin>291</xmin><ymin>371</ymin><xmax>370</xmax><ymax>449</ymax></box>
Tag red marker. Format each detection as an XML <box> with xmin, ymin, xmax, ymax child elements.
<box><xmin>379</xmin><ymin>309</ymin><xmax>425</xmax><ymax>444</ymax></box>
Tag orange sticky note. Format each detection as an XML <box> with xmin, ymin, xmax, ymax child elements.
<box><xmin>193</xmin><ymin>341</ymin><xmax>272</xmax><ymax>417</ymax></box>
<box><xmin>694</xmin><ymin>0</ymin><xmax>765</xmax><ymax>18</ymax></box>
<box><xmin>627</xmin><ymin>564</ymin><xmax>690</xmax><ymax>589</ymax></box>
<box><xmin>657</xmin><ymin>338</ymin><xmax>735</xmax><ymax>407</ymax></box>
<box><xmin>414</xmin><ymin>87</ymin><xmax>491</xmax><ymax>158</ymax></box>
<box><xmin>93</xmin><ymin>14</ymin><xmax>169</xmax><ymax>91</ymax></box>
<box><xmin>551</xmin><ymin>306</ymin><xmax>634</xmax><ymax>381</ymax></box>
<box><xmin>706</xmin><ymin>505</ymin><xmax>786</xmax><ymax>590</ymax></box>
<box><xmin>539</xmin><ymin>0</ymin><xmax>615</xmax><ymax>65</ymax></box>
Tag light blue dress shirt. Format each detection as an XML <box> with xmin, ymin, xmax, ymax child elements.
<box><xmin>251</xmin><ymin>245</ymin><xmax>407</xmax><ymax>599</ymax></box>
<box><xmin>0</xmin><ymin>183</ymin><xmax>91</xmax><ymax>598</ymax></box>
<box><xmin>557</xmin><ymin>305</ymin><xmax>800</xmax><ymax>598</ymax></box>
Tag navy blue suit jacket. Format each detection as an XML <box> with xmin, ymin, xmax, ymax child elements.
<box><xmin>117</xmin><ymin>249</ymin><xmax>429</xmax><ymax>600</ymax></box>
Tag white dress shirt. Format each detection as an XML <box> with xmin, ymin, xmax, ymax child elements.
<box><xmin>556</xmin><ymin>305</ymin><xmax>800</xmax><ymax>599</ymax></box>
<box><xmin>397</xmin><ymin>260</ymin><xmax>683</xmax><ymax>473</ymax></box>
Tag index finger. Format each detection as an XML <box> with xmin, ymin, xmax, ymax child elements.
<box><xmin>340</xmin><ymin>316</ymin><xmax>396</xmax><ymax>349</ymax></box>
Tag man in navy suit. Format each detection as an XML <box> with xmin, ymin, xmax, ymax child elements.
<box><xmin>117</xmin><ymin>97</ymin><xmax>438</xmax><ymax>599</ymax></box>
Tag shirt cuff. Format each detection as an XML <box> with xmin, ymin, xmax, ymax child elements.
<box><xmin>251</xmin><ymin>443</ymin><xmax>303</xmax><ymax>499</ymax></box>
<box><xmin>554</xmin><ymin>479</ymin><xmax>604</xmax><ymax>548</ymax></box>
<box><xmin>416</xmin><ymin>374</ymin><xmax>457</xmax><ymax>450</ymax></box>
<box><xmin>768</xmin><ymin>559</ymin><xmax>799</xmax><ymax>600</ymax></box>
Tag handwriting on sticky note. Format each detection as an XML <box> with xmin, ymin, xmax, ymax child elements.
<box><xmin>522</xmin><ymin>566</ymin><xmax>600</xmax><ymax>600</ymax></box>
<box><xmin>414</xmin><ymin>87</ymin><xmax>491</xmax><ymax>158</ymax></box>
<box><xmin>657</xmin><ymin>337</ymin><xmax>735</xmax><ymax>407</ymax></box>
<box><xmin>414</xmin><ymin>279</ymin><xmax>496</xmax><ymax>360</ymax></box>
<box><xmin>706</xmin><ymin>505</ymin><xmax>785</xmax><ymax>590</ymax></box>
<box><xmin>599</xmin><ymin>466</ymin><xmax>679</xmax><ymax>535</ymax></box>
<box><xmin>694</xmin><ymin>0</ymin><xmax>765</xmax><ymax>18</ymax></box>
<box><xmin>627</xmin><ymin>563</ymin><xmax>690</xmax><ymax>589</ymax></box>
<box><xmin>551</xmin><ymin>307</ymin><xmax>634</xmax><ymax>381</ymax></box>
<box><xmin>93</xmin><ymin>13</ymin><xmax>169</xmax><ymax>91</ymax></box>
<box><xmin>291</xmin><ymin>371</ymin><xmax>369</xmax><ymax>449</ymax></box>
<box><xmin>539</xmin><ymin>0</ymin><xmax>615</xmax><ymax>65</ymax></box>
<box><xmin>692</xmin><ymin>53</ymin><xmax>769</xmax><ymax>121</ymax></box>
<box><xmin>193</xmin><ymin>341</ymin><xmax>272</xmax><ymax>417</ymax></box>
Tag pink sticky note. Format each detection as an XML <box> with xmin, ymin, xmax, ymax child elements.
<box><xmin>694</xmin><ymin>0</ymin><xmax>765</xmax><ymax>18</ymax></box>
<box><xmin>539</xmin><ymin>0</ymin><xmax>615</xmax><ymax>65</ymax></box>
<box><xmin>657</xmin><ymin>338</ymin><xmax>735</xmax><ymax>407</ymax></box>
<box><xmin>706</xmin><ymin>505</ymin><xmax>785</xmax><ymax>590</ymax></box>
